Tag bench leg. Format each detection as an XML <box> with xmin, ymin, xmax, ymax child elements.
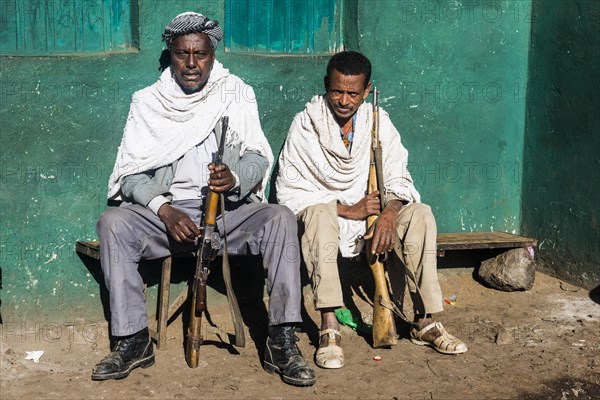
<box><xmin>156</xmin><ymin>256</ymin><xmax>172</xmax><ymax>350</ymax></box>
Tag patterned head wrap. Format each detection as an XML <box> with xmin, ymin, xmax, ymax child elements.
<box><xmin>162</xmin><ymin>12</ymin><xmax>223</xmax><ymax>50</ymax></box>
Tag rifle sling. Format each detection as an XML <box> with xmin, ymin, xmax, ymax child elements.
<box><xmin>220</xmin><ymin>193</ymin><xmax>246</xmax><ymax>348</ymax></box>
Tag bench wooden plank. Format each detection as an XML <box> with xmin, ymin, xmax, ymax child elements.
<box><xmin>76</xmin><ymin>240</ymin><xmax>100</xmax><ymax>259</ymax></box>
<box><xmin>79</xmin><ymin>232</ymin><xmax>538</xmax><ymax>259</ymax></box>
<box><xmin>76</xmin><ymin>240</ymin><xmax>196</xmax><ymax>260</ymax></box>
<box><xmin>437</xmin><ymin>232</ymin><xmax>537</xmax><ymax>251</ymax></box>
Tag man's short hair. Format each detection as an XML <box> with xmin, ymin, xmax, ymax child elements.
<box><xmin>326</xmin><ymin>51</ymin><xmax>372</xmax><ymax>88</ymax></box>
<box><xmin>162</xmin><ymin>12</ymin><xmax>223</xmax><ymax>50</ymax></box>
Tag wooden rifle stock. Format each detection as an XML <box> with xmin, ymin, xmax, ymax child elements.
<box><xmin>367</xmin><ymin>88</ymin><xmax>398</xmax><ymax>348</ymax></box>
<box><xmin>185</xmin><ymin>116</ymin><xmax>228</xmax><ymax>368</ymax></box>
<box><xmin>195</xmin><ymin>190</ymin><xmax>219</xmax><ymax>313</ymax></box>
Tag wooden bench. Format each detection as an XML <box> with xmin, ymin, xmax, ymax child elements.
<box><xmin>436</xmin><ymin>231</ymin><xmax>537</xmax><ymax>257</ymax></box>
<box><xmin>76</xmin><ymin>231</ymin><xmax>536</xmax><ymax>349</ymax></box>
<box><xmin>76</xmin><ymin>240</ymin><xmax>189</xmax><ymax>350</ymax></box>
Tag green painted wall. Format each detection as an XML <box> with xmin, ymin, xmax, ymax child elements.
<box><xmin>4</xmin><ymin>0</ymin><xmax>592</xmax><ymax>326</ymax></box>
<box><xmin>357</xmin><ymin>0</ymin><xmax>530</xmax><ymax>234</ymax></box>
<box><xmin>0</xmin><ymin>0</ymin><xmax>334</xmax><ymax>325</ymax></box>
<box><xmin>521</xmin><ymin>0</ymin><xmax>600</xmax><ymax>289</ymax></box>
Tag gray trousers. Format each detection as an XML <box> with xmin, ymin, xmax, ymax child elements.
<box><xmin>97</xmin><ymin>200</ymin><xmax>302</xmax><ymax>336</ymax></box>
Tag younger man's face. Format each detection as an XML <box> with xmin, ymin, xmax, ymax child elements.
<box><xmin>324</xmin><ymin>68</ymin><xmax>372</xmax><ymax>124</ymax></box>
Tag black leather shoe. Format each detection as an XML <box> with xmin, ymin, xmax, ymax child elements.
<box><xmin>263</xmin><ymin>325</ymin><xmax>316</xmax><ymax>386</ymax></box>
<box><xmin>91</xmin><ymin>328</ymin><xmax>155</xmax><ymax>380</ymax></box>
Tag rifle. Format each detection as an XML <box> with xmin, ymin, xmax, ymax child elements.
<box><xmin>367</xmin><ymin>88</ymin><xmax>398</xmax><ymax>348</ymax></box>
<box><xmin>185</xmin><ymin>116</ymin><xmax>228</xmax><ymax>368</ymax></box>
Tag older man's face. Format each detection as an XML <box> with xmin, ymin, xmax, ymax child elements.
<box><xmin>170</xmin><ymin>33</ymin><xmax>215</xmax><ymax>93</ymax></box>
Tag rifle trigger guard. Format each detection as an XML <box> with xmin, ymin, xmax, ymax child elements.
<box><xmin>195</xmin><ymin>265</ymin><xmax>209</xmax><ymax>282</ymax></box>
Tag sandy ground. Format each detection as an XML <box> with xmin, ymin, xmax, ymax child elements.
<box><xmin>1</xmin><ymin>265</ymin><xmax>599</xmax><ymax>400</ymax></box>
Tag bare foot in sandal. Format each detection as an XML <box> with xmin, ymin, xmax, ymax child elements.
<box><xmin>315</xmin><ymin>309</ymin><xmax>344</xmax><ymax>369</ymax></box>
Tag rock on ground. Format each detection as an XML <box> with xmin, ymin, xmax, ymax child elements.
<box><xmin>478</xmin><ymin>247</ymin><xmax>536</xmax><ymax>291</ymax></box>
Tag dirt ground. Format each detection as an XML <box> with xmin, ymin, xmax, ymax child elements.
<box><xmin>1</xmin><ymin>265</ymin><xmax>599</xmax><ymax>400</ymax></box>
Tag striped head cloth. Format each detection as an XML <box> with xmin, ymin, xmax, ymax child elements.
<box><xmin>162</xmin><ymin>12</ymin><xmax>223</xmax><ymax>50</ymax></box>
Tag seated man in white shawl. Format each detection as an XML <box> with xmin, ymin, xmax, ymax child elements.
<box><xmin>91</xmin><ymin>12</ymin><xmax>316</xmax><ymax>387</ymax></box>
<box><xmin>276</xmin><ymin>51</ymin><xmax>467</xmax><ymax>369</ymax></box>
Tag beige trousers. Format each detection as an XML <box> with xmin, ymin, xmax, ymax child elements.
<box><xmin>298</xmin><ymin>201</ymin><xmax>444</xmax><ymax>316</ymax></box>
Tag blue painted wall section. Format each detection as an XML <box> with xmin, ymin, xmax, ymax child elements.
<box><xmin>225</xmin><ymin>0</ymin><xmax>340</xmax><ymax>53</ymax></box>
<box><xmin>0</xmin><ymin>0</ymin><xmax>138</xmax><ymax>55</ymax></box>
<box><xmin>0</xmin><ymin>0</ymin><xmax>597</xmax><ymax>326</ymax></box>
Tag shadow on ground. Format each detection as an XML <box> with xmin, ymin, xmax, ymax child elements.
<box><xmin>520</xmin><ymin>376</ymin><xmax>600</xmax><ymax>399</ymax></box>
<box><xmin>589</xmin><ymin>285</ymin><xmax>600</xmax><ymax>305</ymax></box>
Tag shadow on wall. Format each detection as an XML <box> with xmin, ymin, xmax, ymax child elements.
<box><xmin>267</xmin><ymin>141</ymin><xmax>286</xmax><ymax>204</ymax></box>
<box><xmin>590</xmin><ymin>285</ymin><xmax>600</xmax><ymax>305</ymax></box>
<box><xmin>159</xmin><ymin>49</ymin><xmax>171</xmax><ymax>72</ymax></box>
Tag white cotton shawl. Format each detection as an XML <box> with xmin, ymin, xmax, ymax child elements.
<box><xmin>107</xmin><ymin>61</ymin><xmax>273</xmax><ymax>200</ymax></box>
<box><xmin>276</xmin><ymin>95</ymin><xmax>420</xmax><ymax>257</ymax></box>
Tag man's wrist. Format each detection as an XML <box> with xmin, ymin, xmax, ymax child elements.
<box><xmin>384</xmin><ymin>199</ymin><xmax>404</xmax><ymax>214</ymax></box>
<box><xmin>229</xmin><ymin>170</ymin><xmax>241</xmax><ymax>193</ymax></box>
<box><xmin>156</xmin><ymin>202</ymin><xmax>172</xmax><ymax>218</ymax></box>
<box><xmin>336</xmin><ymin>201</ymin><xmax>349</xmax><ymax>218</ymax></box>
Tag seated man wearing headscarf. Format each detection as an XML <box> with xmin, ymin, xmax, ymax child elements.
<box><xmin>91</xmin><ymin>12</ymin><xmax>316</xmax><ymax>387</ymax></box>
